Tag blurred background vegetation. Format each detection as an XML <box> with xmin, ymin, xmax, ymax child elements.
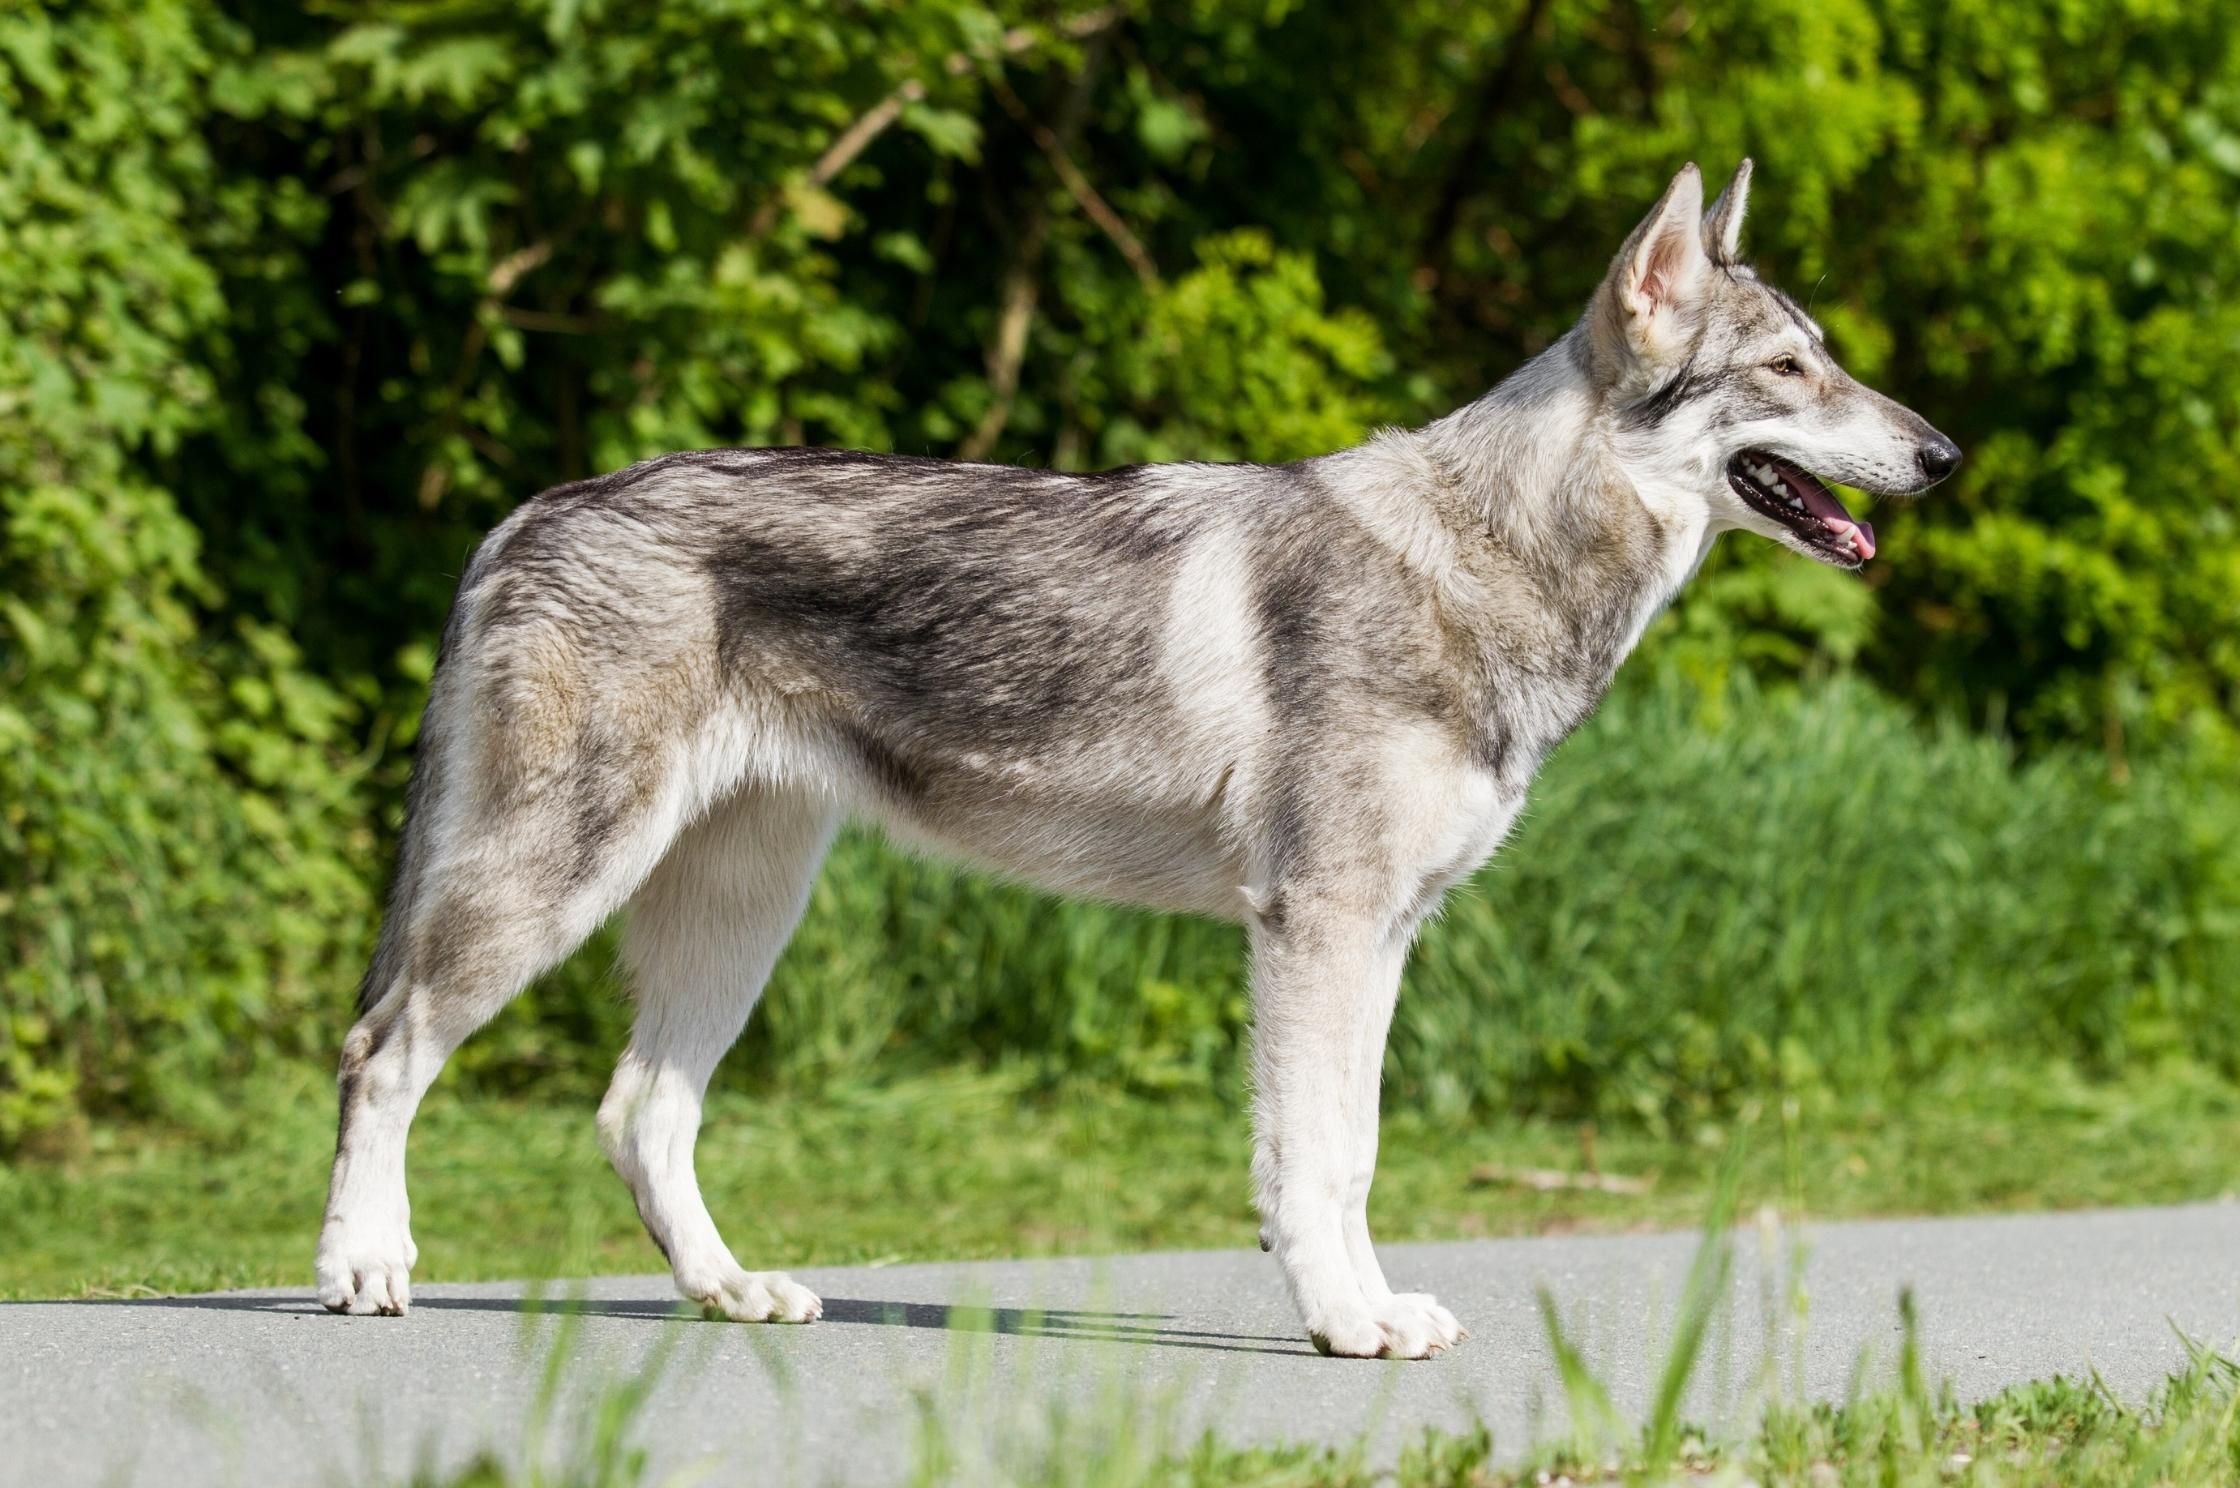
<box><xmin>5</xmin><ymin>0</ymin><xmax>2240</xmax><ymax>1160</ymax></box>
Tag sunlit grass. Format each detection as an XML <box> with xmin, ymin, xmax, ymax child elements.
<box><xmin>4</xmin><ymin>1060</ymin><xmax>2236</xmax><ymax>1303</ymax></box>
<box><xmin>391</xmin><ymin>1204</ymin><xmax>2240</xmax><ymax>1488</ymax></box>
<box><xmin>439</xmin><ymin>672</ymin><xmax>2240</xmax><ymax>1143</ymax></box>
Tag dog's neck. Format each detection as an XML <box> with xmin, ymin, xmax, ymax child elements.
<box><xmin>1421</xmin><ymin>329</ymin><xmax>1705</xmax><ymax>567</ymax></box>
<box><xmin>1324</xmin><ymin>328</ymin><xmax>1713</xmax><ymax>782</ymax></box>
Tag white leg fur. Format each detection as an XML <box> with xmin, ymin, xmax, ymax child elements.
<box><xmin>318</xmin><ymin>901</ymin><xmax>613</xmax><ymax>1317</ymax></box>
<box><xmin>1337</xmin><ymin>939</ymin><xmax>1463</xmax><ymax>1353</ymax></box>
<box><xmin>598</xmin><ymin>787</ymin><xmax>837</xmax><ymax>1323</ymax></box>
<box><xmin>317</xmin><ymin>1006</ymin><xmax>440</xmax><ymax>1316</ymax></box>
<box><xmin>1250</xmin><ymin>909</ymin><xmax>1457</xmax><ymax>1359</ymax></box>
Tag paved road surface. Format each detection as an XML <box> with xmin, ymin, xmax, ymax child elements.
<box><xmin>6</xmin><ymin>1202</ymin><xmax>2238</xmax><ymax>1486</ymax></box>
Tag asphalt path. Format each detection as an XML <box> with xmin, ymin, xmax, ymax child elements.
<box><xmin>6</xmin><ymin>1201</ymin><xmax>2237</xmax><ymax>1486</ymax></box>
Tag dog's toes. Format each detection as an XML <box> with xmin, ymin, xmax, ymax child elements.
<box><xmin>1310</xmin><ymin>1294</ymin><xmax>1465</xmax><ymax>1359</ymax></box>
<box><xmin>347</xmin><ymin>1264</ymin><xmax>411</xmax><ymax>1316</ymax></box>
<box><xmin>319</xmin><ymin>1277</ymin><xmax>354</xmax><ymax>1314</ymax></box>
<box><xmin>684</xmin><ymin>1268</ymin><xmax>821</xmax><ymax>1324</ymax></box>
<box><xmin>1373</xmin><ymin>1293</ymin><xmax>1464</xmax><ymax>1358</ymax></box>
<box><xmin>317</xmin><ymin>1219</ymin><xmax>416</xmax><ymax>1317</ymax></box>
<box><xmin>1371</xmin><ymin>1315</ymin><xmax>1445</xmax><ymax>1359</ymax></box>
<box><xmin>763</xmin><ymin>1273</ymin><xmax>822</xmax><ymax>1323</ymax></box>
<box><xmin>1390</xmin><ymin>1292</ymin><xmax>1464</xmax><ymax>1349</ymax></box>
<box><xmin>1303</xmin><ymin>1287</ymin><xmax>1466</xmax><ymax>1359</ymax></box>
<box><xmin>1307</xmin><ymin>1313</ymin><xmax>1393</xmax><ymax>1359</ymax></box>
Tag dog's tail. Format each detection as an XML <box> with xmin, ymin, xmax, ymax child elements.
<box><xmin>354</xmin><ymin>537</ymin><xmax>500</xmax><ymax>1018</ymax></box>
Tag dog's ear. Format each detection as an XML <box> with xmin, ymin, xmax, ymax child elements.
<box><xmin>1591</xmin><ymin>163</ymin><xmax>1709</xmax><ymax>372</ymax></box>
<box><xmin>1703</xmin><ymin>158</ymin><xmax>1752</xmax><ymax>265</ymax></box>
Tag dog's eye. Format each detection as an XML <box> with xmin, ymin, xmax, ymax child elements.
<box><xmin>1769</xmin><ymin>355</ymin><xmax>1804</xmax><ymax>377</ymax></box>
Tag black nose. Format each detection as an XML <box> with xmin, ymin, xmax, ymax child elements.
<box><xmin>1918</xmin><ymin>434</ymin><xmax>1962</xmax><ymax>481</ymax></box>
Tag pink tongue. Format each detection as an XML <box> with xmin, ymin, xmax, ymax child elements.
<box><xmin>1797</xmin><ymin>481</ymin><xmax>1875</xmax><ymax>560</ymax></box>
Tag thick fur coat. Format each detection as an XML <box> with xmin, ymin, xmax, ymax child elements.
<box><xmin>318</xmin><ymin>161</ymin><xmax>1958</xmax><ymax>1357</ymax></box>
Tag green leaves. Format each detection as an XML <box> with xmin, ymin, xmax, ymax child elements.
<box><xmin>1083</xmin><ymin>230</ymin><xmax>1395</xmax><ymax>466</ymax></box>
<box><xmin>10</xmin><ymin>0</ymin><xmax>2240</xmax><ymax>1144</ymax></box>
<box><xmin>0</xmin><ymin>0</ymin><xmax>372</xmax><ymax>1150</ymax></box>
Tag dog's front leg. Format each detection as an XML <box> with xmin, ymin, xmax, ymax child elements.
<box><xmin>1249</xmin><ymin>898</ymin><xmax>1458</xmax><ymax>1358</ymax></box>
<box><xmin>1338</xmin><ymin>936</ymin><xmax>1464</xmax><ymax>1353</ymax></box>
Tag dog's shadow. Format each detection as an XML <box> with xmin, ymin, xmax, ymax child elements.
<box><xmin>57</xmin><ymin>1292</ymin><xmax>1318</xmax><ymax>1357</ymax></box>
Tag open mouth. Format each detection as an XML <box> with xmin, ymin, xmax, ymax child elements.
<box><xmin>1726</xmin><ymin>451</ymin><xmax>1876</xmax><ymax>565</ymax></box>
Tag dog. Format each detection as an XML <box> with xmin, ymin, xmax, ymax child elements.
<box><xmin>316</xmin><ymin>160</ymin><xmax>1958</xmax><ymax>1357</ymax></box>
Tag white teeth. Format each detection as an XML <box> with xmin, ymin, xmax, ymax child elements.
<box><xmin>1744</xmin><ymin>458</ymin><xmax>1804</xmax><ymax>512</ymax></box>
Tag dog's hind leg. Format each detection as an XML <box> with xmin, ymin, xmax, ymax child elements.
<box><xmin>597</xmin><ymin>785</ymin><xmax>837</xmax><ymax>1322</ymax></box>
<box><xmin>318</xmin><ymin>701</ymin><xmax>699</xmax><ymax>1316</ymax></box>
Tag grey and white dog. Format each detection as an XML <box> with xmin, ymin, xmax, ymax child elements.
<box><xmin>317</xmin><ymin>161</ymin><xmax>1958</xmax><ymax>1357</ymax></box>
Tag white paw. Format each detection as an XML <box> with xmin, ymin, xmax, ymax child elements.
<box><xmin>1308</xmin><ymin>1293</ymin><xmax>1464</xmax><ymax>1359</ymax></box>
<box><xmin>316</xmin><ymin>1213</ymin><xmax>418</xmax><ymax>1317</ymax></box>
<box><xmin>1381</xmin><ymin>1291</ymin><xmax>1466</xmax><ymax>1353</ymax></box>
<box><xmin>679</xmin><ymin>1267</ymin><xmax>822</xmax><ymax>1323</ymax></box>
<box><xmin>1307</xmin><ymin>1310</ymin><xmax>1393</xmax><ymax>1358</ymax></box>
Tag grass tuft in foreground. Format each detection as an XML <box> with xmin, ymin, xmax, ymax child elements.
<box><xmin>404</xmin><ymin>1261</ymin><xmax>2240</xmax><ymax>1488</ymax></box>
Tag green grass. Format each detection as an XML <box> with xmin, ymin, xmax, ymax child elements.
<box><xmin>37</xmin><ymin>669</ymin><xmax>2240</xmax><ymax>1153</ymax></box>
<box><xmin>435</xmin><ymin>672</ymin><xmax>2240</xmax><ymax>1137</ymax></box>
<box><xmin>403</xmin><ymin>1237</ymin><xmax>2240</xmax><ymax>1488</ymax></box>
<box><xmin>13</xmin><ymin>672</ymin><xmax>2240</xmax><ymax>1479</ymax></box>
<box><xmin>26</xmin><ymin>671</ymin><xmax>2240</xmax><ymax>1180</ymax></box>
<box><xmin>421</xmin><ymin>1358</ymin><xmax>2240</xmax><ymax>1487</ymax></box>
<box><xmin>5</xmin><ymin>1059</ymin><xmax>2237</xmax><ymax>1302</ymax></box>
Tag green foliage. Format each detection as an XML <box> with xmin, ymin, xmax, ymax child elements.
<box><xmin>143</xmin><ymin>0</ymin><xmax>2240</xmax><ymax>752</ymax></box>
<box><xmin>1401</xmin><ymin>673</ymin><xmax>2240</xmax><ymax>1125</ymax></box>
<box><xmin>9</xmin><ymin>0</ymin><xmax>2240</xmax><ymax>1143</ymax></box>
<box><xmin>1079</xmin><ymin>230</ymin><xmax>1398</xmax><ymax>464</ymax></box>
<box><xmin>0</xmin><ymin>1</ymin><xmax>371</xmax><ymax>1147</ymax></box>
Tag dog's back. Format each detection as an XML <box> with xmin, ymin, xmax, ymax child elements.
<box><xmin>419</xmin><ymin>446</ymin><xmax>1454</xmax><ymax>914</ymax></box>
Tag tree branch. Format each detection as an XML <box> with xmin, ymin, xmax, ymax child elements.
<box><xmin>746</xmin><ymin>81</ymin><xmax>927</xmax><ymax>240</ymax></box>
<box><xmin>954</xmin><ymin>26</ymin><xmax>1116</xmax><ymax>461</ymax></box>
<box><xmin>956</xmin><ymin>213</ymin><xmax>1050</xmax><ymax>461</ymax></box>
<box><xmin>486</xmin><ymin>239</ymin><xmax>553</xmax><ymax>297</ymax></box>
<box><xmin>746</xmin><ymin>8</ymin><xmax>1122</xmax><ymax>243</ymax></box>
<box><xmin>1416</xmin><ymin>0</ymin><xmax>1555</xmax><ymax>289</ymax></box>
<box><xmin>991</xmin><ymin>76</ymin><xmax>1159</xmax><ymax>289</ymax></box>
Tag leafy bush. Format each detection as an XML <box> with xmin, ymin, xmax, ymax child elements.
<box><xmin>11</xmin><ymin>0</ymin><xmax>2240</xmax><ymax>1146</ymax></box>
<box><xmin>128</xmin><ymin>0</ymin><xmax>2240</xmax><ymax>760</ymax></box>
<box><xmin>0</xmin><ymin>2</ymin><xmax>372</xmax><ymax>1148</ymax></box>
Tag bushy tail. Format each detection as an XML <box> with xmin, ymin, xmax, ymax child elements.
<box><xmin>353</xmin><ymin>761</ymin><xmax>437</xmax><ymax>1017</ymax></box>
<box><xmin>354</xmin><ymin>551</ymin><xmax>487</xmax><ymax>1017</ymax></box>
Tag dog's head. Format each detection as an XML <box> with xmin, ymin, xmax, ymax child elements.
<box><xmin>1586</xmin><ymin>161</ymin><xmax>1960</xmax><ymax>568</ymax></box>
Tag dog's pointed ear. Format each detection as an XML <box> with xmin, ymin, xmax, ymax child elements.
<box><xmin>1703</xmin><ymin>158</ymin><xmax>1752</xmax><ymax>265</ymax></box>
<box><xmin>1592</xmin><ymin>163</ymin><xmax>1709</xmax><ymax>370</ymax></box>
